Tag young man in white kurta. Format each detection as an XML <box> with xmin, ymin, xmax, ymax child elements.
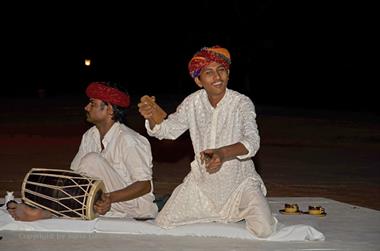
<box><xmin>71</xmin><ymin>81</ymin><xmax>158</xmax><ymax>219</ymax></box>
<box><xmin>138</xmin><ymin>46</ymin><xmax>276</xmax><ymax>237</ymax></box>
<box><xmin>7</xmin><ymin>81</ymin><xmax>158</xmax><ymax>222</ymax></box>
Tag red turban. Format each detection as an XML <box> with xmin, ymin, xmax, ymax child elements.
<box><xmin>188</xmin><ymin>45</ymin><xmax>231</xmax><ymax>78</ymax></box>
<box><xmin>86</xmin><ymin>82</ymin><xmax>130</xmax><ymax>108</ymax></box>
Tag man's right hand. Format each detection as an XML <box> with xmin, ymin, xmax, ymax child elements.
<box><xmin>138</xmin><ymin>96</ymin><xmax>156</xmax><ymax>120</ymax></box>
<box><xmin>138</xmin><ymin>95</ymin><xmax>167</xmax><ymax>129</ymax></box>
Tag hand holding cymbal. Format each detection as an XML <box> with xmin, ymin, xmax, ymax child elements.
<box><xmin>140</xmin><ymin>95</ymin><xmax>167</xmax><ymax>124</ymax></box>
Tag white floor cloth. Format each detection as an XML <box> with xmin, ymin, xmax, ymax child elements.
<box><xmin>0</xmin><ymin>198</ymin><xmax>325</xmax><ymax>241</ymax></box>
<box><xmin>0</xmin><ymin>209</ymin><xmax>324</xmax><ymax>241</ymax></box>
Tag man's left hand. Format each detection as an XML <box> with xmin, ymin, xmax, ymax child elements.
<box><xmin>200</xmin><ymin>149</ymin><xmax>224</xmax><ymax>174</ymax></box>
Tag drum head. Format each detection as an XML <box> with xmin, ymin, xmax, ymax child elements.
<box><xmin>85</xmin><ymin>180</ymin><xmax>105</xmax><ymax>220</ymax></box>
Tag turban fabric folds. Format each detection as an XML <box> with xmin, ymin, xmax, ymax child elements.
<box><xmin>86</xmin><ymin>82</ymin><xmax>130</xmax><ymax>108</ymax></box>
<box><xmin>188</xmin><ymin>45</ymin><xmax>231</xmax><ymax>78</ymax></box>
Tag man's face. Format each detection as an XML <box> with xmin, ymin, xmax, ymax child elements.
<box><xmin>195</xmin><ymin>61</ymin><xmax>229</xmax><ymax>99</ymax></box>
<box><xmin>84</xmin><ymin>98</ymin><xmax>109</xmax><ymax>124</ymax></box>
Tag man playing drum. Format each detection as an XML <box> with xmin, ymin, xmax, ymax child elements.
<box><xmin>7</xmin><ymin>81</ymin><xmax>158</xmax><ymax>221</ymax></box>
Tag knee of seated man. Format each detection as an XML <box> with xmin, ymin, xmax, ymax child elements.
<box><xmin>246</xmin><ymin>217</ymin><xmax>275</xmax><ymax>238</ymax></box>
<box><xmin>78</xmin><ymin>152</ymin><xmax>105</xmax><ymax>172</ymax></box>
<box><xmin>81</xmin><ymin>152</ymin><xmax>103</xmax><ymax>163</ymax></box>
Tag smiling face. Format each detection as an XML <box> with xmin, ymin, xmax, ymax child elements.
<box><xmin>194</xmin><ymin>61</ymin><xmax>230</xmax><ymax>106</ymax></box>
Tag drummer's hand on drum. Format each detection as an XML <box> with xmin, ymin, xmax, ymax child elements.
<box><xmin>94</xmin><ymin>193</ymin><xmax>112</xmax><ymax>215</ymax></box>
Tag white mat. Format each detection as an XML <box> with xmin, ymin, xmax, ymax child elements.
<box><xmin>0</xmin><ymin>207</ymin><xmax>324</xmax><ymax>241</ymax></box>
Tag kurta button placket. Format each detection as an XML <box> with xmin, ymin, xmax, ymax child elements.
<box><xmin>210</xmin><ymin>107</ymin><xmax>219</xmax><ymax>148</ymax></box>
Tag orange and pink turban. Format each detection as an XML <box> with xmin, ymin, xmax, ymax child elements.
<box><xmin>86</xmin><ymin>82</ymin><xmax>130</xmax><ymax>108</ymax></box>
<box><xmin>188</xmin><ymin>45</ymin><xmax>231</xmax><ymax>78</ymax></box>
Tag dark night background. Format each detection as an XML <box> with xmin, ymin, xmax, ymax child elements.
<box><xmin>1</xmin><ymin>1</ymin><xmax>376</xmax><ymax>112</ymax></box>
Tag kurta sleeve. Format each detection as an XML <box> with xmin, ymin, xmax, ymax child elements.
<box><xmin>146</xmin><ymin>97</ymin><xmax>190</xmax><ymax>140</ymax></box>
<box><xmin>122</xmin><ymin>136</ymin><xmax>153</xmax><ymax>181</ymax></box>
<box><xmin>237</xmin><ymin>96</ymin><xmax>260</xmax><ymax>159</ymax></box>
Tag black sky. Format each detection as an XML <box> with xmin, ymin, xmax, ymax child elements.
<box><xmin>1</xmin><ymin>1</ymin><xmax>376</xmax><ymax>111</ymax></box>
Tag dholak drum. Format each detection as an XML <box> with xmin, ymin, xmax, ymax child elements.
<box><xmin>21</xmin><ymin>168</ymin><xmax>105</xmax><ymax>220</ymax></box>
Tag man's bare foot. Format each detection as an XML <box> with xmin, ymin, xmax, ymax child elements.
<box><xmin>6</xmin><ymin>201</ymin><xmax>53</xmax><ymax>221</ymax></box>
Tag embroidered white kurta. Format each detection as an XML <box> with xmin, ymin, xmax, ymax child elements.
<box><xmin>146</xmin><ymin>89</ymin><xmax>276</xmax><ymax>237</ymax></box>
<box><xmin>71</xmin><ymin>122</ymin><xmax>158</xmax><ymax>218</ymax></box>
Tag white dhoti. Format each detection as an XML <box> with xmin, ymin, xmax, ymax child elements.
<box><xmin>75</xmin><ymin>152</ymin><xmax>157</xmax><ymax>218</ymax></box>
<box><xmin>155</xmin><ymin>160</ymin><xmax>277</xmax><ymax>238</ymax></box>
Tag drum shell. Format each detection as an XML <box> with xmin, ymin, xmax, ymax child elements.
<box><xmin>21</xmin><ymin>168</ymin><xmax>105</xmax><ymax>220</ymax></box>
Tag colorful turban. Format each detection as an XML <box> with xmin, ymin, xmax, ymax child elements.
<box><xmin>86</xmin><ymin>82</ymin><xmax>130</xmax><ymax>108</ymax></box>
<box><xmin>188</xmin><ymin>45</ymin><xmax>231</xmax><ymax>78</ymax></box>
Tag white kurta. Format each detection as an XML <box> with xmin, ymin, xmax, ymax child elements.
<box><xmin>146</xmin><ymin>89</ymin><xmax>276</xmax><ymax>237</ymax></box>
<box><xmin>71</xmin><ymin>122</ymin><xmax>158</xmax><ymax>218</ymax></box>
